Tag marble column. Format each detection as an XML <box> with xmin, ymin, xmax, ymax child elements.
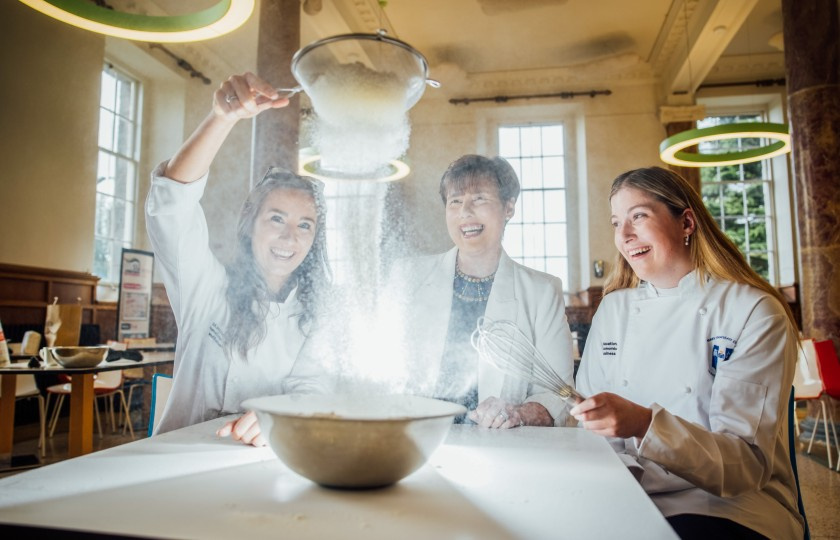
<box><xmin>781</xmin><ymin>0</ymin><xmax>840</xmax><ymax>442</ymax></box>
<box><xmin>252</xmin><ymin>0</ymin><xmax>301</xmax><ymax>184</ymax></box>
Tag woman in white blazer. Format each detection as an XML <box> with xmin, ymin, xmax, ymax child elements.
<box><xmin>573</xmin><ymin>167</ymin><xmax>804</xmax><ymax>539</ymax></box>
<box><xmin>388</xmin><ymin>155</ymin><xmax>575</xmax><ymax>427</ymax></box>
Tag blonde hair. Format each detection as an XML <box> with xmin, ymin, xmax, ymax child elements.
<box><xmin>603</xmin><ymin>166</ymin><xmax>797</xmax><ymax>329</ymax></box>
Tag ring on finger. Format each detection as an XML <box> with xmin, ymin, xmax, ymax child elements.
<box><xmin>497</xmin><ymin>410</ymin><xmax>509</xmax><ymax>422</ymax></box>
<box><xmin>225</xmin><ymin>94</ymin><xmax>238</xmax><ymax>104</ymax></box>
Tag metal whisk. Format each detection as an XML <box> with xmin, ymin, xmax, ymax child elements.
<box><xmin>470</xmin><ymin>317</ymin><xmax>585</xmax><ymax>405</ymax></box>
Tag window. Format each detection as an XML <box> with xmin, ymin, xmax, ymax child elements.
<box><xmin>322</xmin><ymin>182</ymin><xmax>386</xmax><ymax>285</ymax></box>
<box><xmin>94</xmin><ymin>63</ymin><xmax>141</xmax><ymax>283</ymax></box>
<box><xmin>498</xmin><ymin>124</ymin><xmax>569</xmax><ymax>287</ymax></box>
<box><xmin>698</xmin><ymin>113</ymin><xmax>777</xmax><ymax>283</ymax></box>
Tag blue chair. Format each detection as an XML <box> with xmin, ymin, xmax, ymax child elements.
<box><xmin>788</xmin><ymin>387</ymin><xmax>811</xmax><ymax>540</ymax></box>
<box><xmin>147</xmin><ymin>373</ymin><xmax>173</xmax><ymax>437</ymax></box>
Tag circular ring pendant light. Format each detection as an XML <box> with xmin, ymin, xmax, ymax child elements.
<box><xmin>660</xmin><ymin>122</ymin><xmax>791</xmax><ymax>168</ymax></box>
<box><xmin>299</xmin><ymin>151</ymin><xmax>411</xmax><ymax>183</ymax></box>
<box><xmin>19</xmin><ymin>0</ymin><xmax>255</xmax><ymax>43</ymax></box>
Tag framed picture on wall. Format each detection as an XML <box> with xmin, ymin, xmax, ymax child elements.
<box><xmin>116</xmin><ymin>248</ymin><xmax>154</xmax><ymax>342</ymax></box>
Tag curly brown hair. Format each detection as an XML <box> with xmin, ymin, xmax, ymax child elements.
<box><xmin>224</xmin><ymin>168</ymin><xmax>332</xmax><ymax>359</ymax></box>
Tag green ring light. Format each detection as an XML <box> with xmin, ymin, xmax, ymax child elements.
<box><xmin>659</xmin><ymin>122</ymin><xmax>791</xmax><ymax>167</ymax></box>
<box><xmin>19</xmin><ymin>0</ymin><xmax>255</xmax><ymax>43</ymax></box>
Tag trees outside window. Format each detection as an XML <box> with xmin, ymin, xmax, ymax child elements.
<box><xmin>698</xmin><ymin>113</ymin><xmax>777</xmax><ymax>283</ymax></box>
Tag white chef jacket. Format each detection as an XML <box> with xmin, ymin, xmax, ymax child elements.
<box><xmin>385</xmin><ymin>247</ymin><xmax>575</xmax><ymax>425</ymax></box>
<box><xmin>576</xmin><ymin>271</ymin><xmax>804</xmax><ymax>540</ymax></box>
<box><xmin>146</xmin><ymin>162</ymin><xmax>319</xmax><ymax>434</ymax></box>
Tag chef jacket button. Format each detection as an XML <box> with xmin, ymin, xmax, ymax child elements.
<box><xmin>633</xmin><ymin>307</ymin><xmax>641</xmax><ymax>315</ymax></box>
<box><xmin>698</xmin><ymin>307</ymin><xmax>707</xmax><ymax>316</ymax></box>
<box><xmin>622</xmin><ymin>379</ymin><xmax>629</xmax><ymax>387</ymax></box>
<box><xmin>684</xmin><ymin>386</ymin><xmax>692</xmax><ymax>394</ymax></box>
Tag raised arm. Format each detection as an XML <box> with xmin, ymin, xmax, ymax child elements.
<box><xmin>164</xmin><ymin>72</ymin><xmax>288</xmax><ymax>184</ymax></box>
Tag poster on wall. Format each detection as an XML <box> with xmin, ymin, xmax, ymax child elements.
<box><xmin>116</xmin><ymin>248</ymin><xmax>154</xmax><ymax>342</ymax></box>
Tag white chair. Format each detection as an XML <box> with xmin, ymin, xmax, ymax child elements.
<box><xmin>46</xmin><ymin>370</ymin><xmax>135</xmax><ymax>440</ymax></box>
<box><xmin>794</xmin><ymin>338</ymin><xmax>839</xmax><ymax>468</ymax></box>
<box><xmin>21</xmin><ymin>331</ymin><xmax>42</xmax><ymax>356</ymax></box>
<box><xmin>148</xmin><ymin>373</ymin><xmax>173</xmax><ymax>437</ymax></box>
<box><xmin>0</xmin><ymin>374</ymin><xmax>46</xmax><ymax>458</ymax></box>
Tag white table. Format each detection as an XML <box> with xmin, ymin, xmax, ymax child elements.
<box><xmin>0</xmin><ymin>419</ymin><xmax>677</xmax><ymax>539</ymax></box>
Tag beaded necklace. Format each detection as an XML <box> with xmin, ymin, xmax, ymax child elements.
<box><xmin>453</xmin><ymin>263</ymin><xmax>496</xmax><ymax>302</ymax></box>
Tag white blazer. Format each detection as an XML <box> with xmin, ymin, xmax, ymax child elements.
<box><xmin>387</xmin><ymin>247</ymin><xmax>575</xmax><ymax>425</ymax></box>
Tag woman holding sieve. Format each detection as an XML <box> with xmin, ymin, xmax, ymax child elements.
<box><xmin>146</xmin><ymin>73</ymin><xmax>331</xmax><ymax>446</ymax></box>
<box><xmin>572</xmin><ymin>166</ymin><xmax>804</xmax><ymax>539</ymax></box>
<box><xmin>386</xmin><ymin>154</ymin><xmax>575</xmax><ymax>427</ymax></box>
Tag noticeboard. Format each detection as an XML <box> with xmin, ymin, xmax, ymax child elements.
<box><xmin>116</xmin><ymin>248</ymin><xmax>155</xmax><ymax>342</ymax></box>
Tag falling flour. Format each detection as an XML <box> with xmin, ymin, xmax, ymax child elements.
<box><xmin>307</xmin><ymin>62</ymin><xmax>411</xmax><ymax>175</ymax></box>
<box><xmin>308</xmin><ymin>62</ymin><xmax>407</xmax><ymax>125</ymax></box>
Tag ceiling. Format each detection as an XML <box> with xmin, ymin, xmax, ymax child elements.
<box><xmin>305</xmin><ymin>0</ymin><xmax>785</xmax><ymax>94</ymax></box>
<box><xmin>109</xmin><ymin>0</ymin><xmax>788</xmax><ymax>98</ymax></box>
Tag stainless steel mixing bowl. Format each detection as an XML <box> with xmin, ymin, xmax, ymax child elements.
<box><xmin>45</xmin><ymin>346</ymin><xmax>110</xmax><ymax>368</ymax></box>
<box><xmin>244</xmin><ymin>394</ymin><xmax>465</xmax><ymax>489</ymax></box>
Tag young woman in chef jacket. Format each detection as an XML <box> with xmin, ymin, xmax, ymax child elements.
<box><xmin>573</xmin><ymin>166</ymin><xmax>804</xmax><ymax>539</ymax></box>
<box><xmin>146</xmin><ymin>73</ymin><xmax>331</xmax><ymax>445</ymax></box>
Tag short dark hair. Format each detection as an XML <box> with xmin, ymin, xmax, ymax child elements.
<box><xmin>439</xmin><ymin>155</ymin><xmax>520</xmax><ymax>205</ymax></box>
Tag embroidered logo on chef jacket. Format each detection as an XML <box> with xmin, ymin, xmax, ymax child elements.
<box><xmin>707</xmin><ymin>335</ymin><xmax>736</xmax><ymax>376</ymax></box>
<box><xmin>601</xmin><ymin>341</ymin><xmax>618</xmax><ymax>356</ymax></box>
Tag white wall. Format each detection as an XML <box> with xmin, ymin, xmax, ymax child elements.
<box><xmin>0</xmin><ymin>3</ymin><xmax>257</xmax><ymax>285</ymax></box>
<box><xmin>0</xmin><ymin>2</ymin><xmax>103</xmax><ymax>273</ymax></box>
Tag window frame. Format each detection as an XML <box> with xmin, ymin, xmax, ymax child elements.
<box><xmin>497</xmin><ymin>123</ymin><xmax>571</xmax><ymax>287</ymax></box>
<box><xmin>696</xmin><ymin>108</ymin><xmax>782</xmax><ymax>285</ymax></box>
<box><xmin>477</xmin><ymin>104</ymin><xmax>581</xmax><ymax>292</ymax></box>
<box><xmin>94</xmin><ymin>61</ymin><xmax>143</xmax><ymax>285</ymax></box>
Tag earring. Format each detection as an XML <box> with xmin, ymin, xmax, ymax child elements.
<box><xmin>684</xmin><ymin>235</ymin><xmax>690</xmax><ymax>246</ymax></box>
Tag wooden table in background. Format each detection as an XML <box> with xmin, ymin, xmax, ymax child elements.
<box><xmin>0</xmin><ymin>351</ymin><xmax>174</xmax><ymax>464</ymax></box>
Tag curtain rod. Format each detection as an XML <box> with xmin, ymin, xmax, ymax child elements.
<box><xmin>698</xmin><ymin>78</ymin><xmax>785</xmax><ymax>90</ymax></box>
<box><xmin>148</xmin><ymin>43</ymin><xmax>211</xmax><ymax>85</ymax></box>
<box><xmin>449</xmin><ymin>89</ymin><xmax>612</xmax><ymax>106</ymax></box>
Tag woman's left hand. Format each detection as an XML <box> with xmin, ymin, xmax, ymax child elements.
<box><xmin>468</xmin><ymin>397</ymin><xmax>553</xmax><ymax>428</ymax></box>
<box><xmin>216</xmin><ymin>411</ymin><xmax>267</xmax><ymax>447</ymax></box>
<box><xmin>570</xmin><ymin>392</ymin><xmax>652</xmax><ymax>440</ymax></box>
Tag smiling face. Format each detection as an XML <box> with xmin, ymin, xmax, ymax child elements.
<box><xmin>610</xmin><ymin>186</ymin><xmax>695</xmax><ymax>288</ymax></box>
<box><xmin>250</xmin><ymin>188</ymin><xmax>317</xmax><ymax>294</ymax></box>
<box><xmin>445</xmin><ymin>177</ymin><xmax>514</xmax><ymax>264</ymax></box>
